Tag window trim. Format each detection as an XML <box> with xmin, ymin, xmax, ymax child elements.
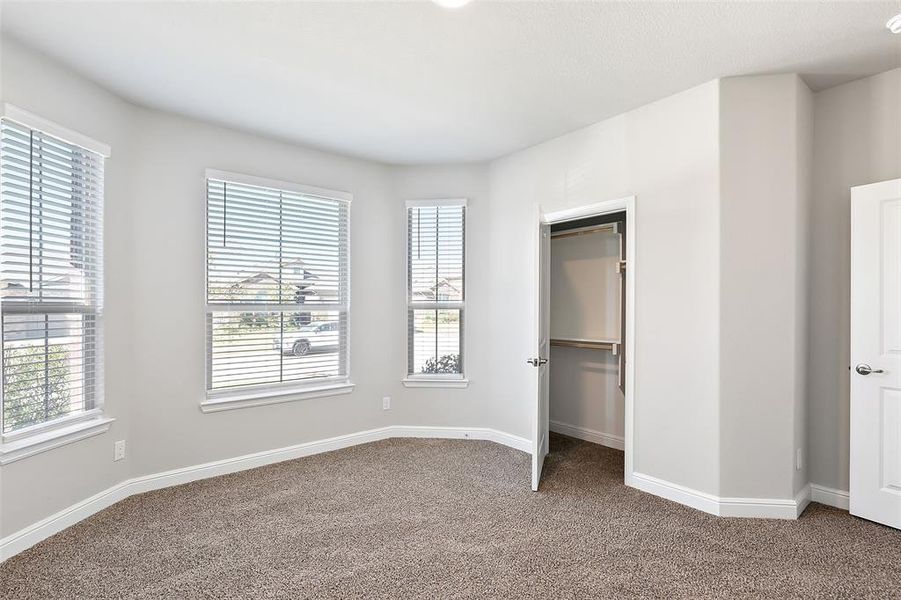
<box><xmin>404</xmin><ymin>198</ymin><xmax>467</xmax><ymax>386</ymax></box>
<box><xmin>0</xmin><ymin>413</ymin><xmax>115</xmax><ymax>465</ymax></box>
<box><xmin>0</xmin><ymin>109</ymin><xmax>109</xmax><ymax>442</ymax></box>
<box><xmin>3</xmin><ymin>103</ymin><xmax>111</xmax><ymax>157</ymax></box>
<box><xmin>202</xmin><ymin>169</ymin><xmax>353</xmax><ymax>409</ymax></box>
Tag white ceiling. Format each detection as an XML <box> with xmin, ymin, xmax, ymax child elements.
<box><xmin>2</xmin><ymin>1</ymin><xmax>900</xmax><ymax>164</ymax></box>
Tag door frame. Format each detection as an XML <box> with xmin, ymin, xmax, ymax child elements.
<box><xmin>535</xmin><ymin>195</ymin><xmax>636</xmax><ymax>481</ymax></box>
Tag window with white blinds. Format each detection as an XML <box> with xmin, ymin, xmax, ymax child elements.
<box><xmin>406</xmin><ymin>199</ymin><xmax>465</xmax><ymax>378</ymax></box>
<box><xmin>206</xmin><ymin>172</ymin><xmax>350</xmax><ymax>397</ymax></box>
<box><xmin>0</xmin><ymin>118</ymin><xmax>105</xmax><ymax>436</ymax></box>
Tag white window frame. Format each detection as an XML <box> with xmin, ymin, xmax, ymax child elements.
<box><xmin>201</xmin><ymin>169</ymin><xmax>353</xmax><ymax>412</ymax></box>
<box><xmin>403</xmin><ymin>198</ymin><xmax>468</xmax><ymax>388</ymax></box>
<box><xmin>0</xmin><ymin>105</ymin><xmax>112</xmax><ymax>463</ymax></box>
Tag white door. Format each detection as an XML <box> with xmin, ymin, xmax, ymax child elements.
<box><xmin>850</xmin><ymin>177</ymin><xmax>901</xmax><ymax>529</ymax></box>
<box><xmin>530</xmin><ymin>221</ymin><xmax>551</xmax><ymax>491</ymax></box>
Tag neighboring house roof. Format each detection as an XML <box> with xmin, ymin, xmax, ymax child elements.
<box><xmin>229</xmin><ymin>258</ymin><xmax>319</xmax><ymax>289</ymax></box>
<box><xmin>412</xmin><ymin>277</ymin><xmax>462</xmax><ymax>301</ymax></box>
<box><xmin>227</xmin><ymin>258</ymin><xmax>340</xmax><ymax>302</ymax></box>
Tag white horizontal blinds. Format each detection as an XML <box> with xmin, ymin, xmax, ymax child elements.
<box><xmin>206</xmin><ymin>177</ymin><xmax>349</xmax><ymax>392</ymax></box>
<box><xmin>0</xmin><ymin>119</ymin><xmax>104</xmax><ymax>434</ymax></box>
<box><xmin>407</xmin><ymin>202</ymin><xmax>464</xmax><ymax>376</ymax></box>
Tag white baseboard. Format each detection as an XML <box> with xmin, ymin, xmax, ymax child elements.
<box><xmin>0</xmin><ymin>480</ymin><xmax>133</xmax><ymax>564</ymax></box>
<box><xmin>0</xmin><ymin>425</ymin><xmax>529</xmax><ymax>563</ymax></box>
<box><xmin>628</xmin><ymin>472</ymin><xmax>809</xmax><ymax>520</ymax></box>
<box><xmin>810</xmin><ymin>483</ymin><xmax>850</xmax><ymax>510</ymax></box>
<box><xmin>390</xmin><ymin>425</ymin><xmax>532</xmax><ymax>454</ymax></box>
<box><xmin>549</xmin><ymin>420</ymin><xmax>624</xmax><ymax>451</ymax></box>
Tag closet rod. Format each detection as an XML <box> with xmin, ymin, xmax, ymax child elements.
<box><xmin>550</xmin><ymin>222</ymin><xmax>618</xmax><ymax>240</ymax></box>
<box><xmin>550</xmin><ymin>338</ymin><xmax>620</xmax><ymax>355</ymax></box>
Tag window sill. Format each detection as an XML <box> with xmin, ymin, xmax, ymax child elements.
<box><xmin>402</xmin><ymin>378</ymin><xmax>469</xmax><ymax>389</ymax></box>
<box><xmin>201</xmin><ymin>382</ymin><xmax>355</xmax><ymax>413</ymax></box>
<box><xmin>0</xmin><ymin>416</ymin><xmax>115</xmax><ymax>465</ymax></box>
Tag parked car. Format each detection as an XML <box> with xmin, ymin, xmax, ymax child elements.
<box><xmin>274</xmin><ymin>322</ymin><xmax>339</xmax><ymax>356</ymax></box>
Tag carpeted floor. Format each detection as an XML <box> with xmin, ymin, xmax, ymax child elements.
<box><xmin>2</xmin><ymin>434</ymin><xmax>901</xmax><ymax>599</ymax></box>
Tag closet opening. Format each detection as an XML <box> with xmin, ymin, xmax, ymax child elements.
<box><xmin>548</xmin><ymin>211</ymin><xmax>626</xmax><ymax>453</ymax></box>
<box><xmin>530</xmin><ymin>197</ymin><xmax>634</xmax><ymax>491</ymax></box>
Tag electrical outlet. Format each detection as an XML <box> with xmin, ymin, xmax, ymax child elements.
<box><xmin>114</xmin><ymin>440</ymin><xmax>126</xmax><ymax>462</ymax></box>
<box><xmin>796</xmin><ymin>448</ymin><xmax>802</xmax><ymax>471</ymax></box>
<box><xmin>382</xmin><ymin>396</ymin><xmax>391</xmax><ymax>410</ymax></box>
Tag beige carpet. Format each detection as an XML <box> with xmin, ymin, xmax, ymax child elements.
<box><xmin>2</xmin><ymin>434</ymin><xmax>900</xmax><ymax>599</ymax></box>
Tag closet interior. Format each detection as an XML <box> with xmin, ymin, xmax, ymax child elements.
<box><xmin>548</xmin><ymin>211</ymin><xmax>626</xmax><ymax>455</ymax></box>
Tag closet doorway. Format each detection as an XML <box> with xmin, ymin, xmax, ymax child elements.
<box><xmin>530</xmin><ymin>197</ymin><xmax>635</xmax><ymax>491</ymax></box>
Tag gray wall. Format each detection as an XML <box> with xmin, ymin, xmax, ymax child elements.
<box><xmin>0</xmin><ymin>39</ymin><xmax>492</xmax><ymax>537</ymax></box>
<box><xmin>3</xmin><ymin>33</ymin><xmax>898</xmax><ymax>540</ymax></box>
<box><xmin>487</xmin><ymin>81</ymin><xmax>723</xmax><ymax>495</ymax></box>
<box><xmin>808</xmin><ymin>68</ymin><xmax>901</xmax><ymax>493</ymax></box>
<box><xmin>718</xmin><ymin>75</ymin><xmax>812</xmax><ymax>500</ymax></box>
<box><xmin>0</xmin><ymin>38</ymin><xmax>138</xmax><ymax>537</ymax></box>
<box><xmin>549</xmin><ymin>232</ymin><xmax>624</xmax><ymax>442</ymax></box>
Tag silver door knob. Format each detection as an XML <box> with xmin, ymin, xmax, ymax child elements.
<box><xmin>855</xmin><ymin>364</ymin><xmax>885</xmax><ymax>376</ymax></box>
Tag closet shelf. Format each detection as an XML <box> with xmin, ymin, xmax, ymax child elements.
<box><xmin>550</xmin><ymin>338</ymin><xmax>620</xmax><ymax>354</ymax></box>
<box><xmin>550</xmin><ymin>222</ymin><xmax>618</xmax><ymax>240</ymax></box>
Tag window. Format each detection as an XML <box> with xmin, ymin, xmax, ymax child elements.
<box><xmin>406</xmin><ymin>199</ymin><xmax>466</xmax><ymax>383</ymax></box>
<box><xmin>0</xmin><ymin>117</ymin><xmax>105</xmax><ymax>437</ymax></box>
<box><xmin>205</xmin><ymin>171</ymin><xmax>350</xmax><ymax>404</ymax></box>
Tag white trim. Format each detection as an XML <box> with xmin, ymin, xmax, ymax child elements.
<box><xmin>627</xmin><ymin>472</ymin><xmax>809</xmax><ymax>520</ymax></box>
<box><xmin>795</xmin><ymin>484</ymin><xmax>813</xmax><ymax>518</ymax></box>
<box><xmin>202</xmin><ymin>170</ymin><xmax>353</xmax><ymax>404</ymax></box>
<box><xmin>404</xmin><ymin>199</ymin><xmax>468</xmax><ymax>381</ymax></box>
<box><xmin>0</xmin><ymin>425</ymin><xmax>529</xmax><ymax>562</ymax></box>
<box><xmin>1</xmin><ymin>408</ymin><xmax>104</xmax><ymax>444</ymax></box>
<box><xmin>549</xmin><ymin>420</ymin><xmax>624</xmax><ymax>451</ymax></box>
<box><xmin>542</xmin><ymin>196</ymin><xmax>634</xmax><ymax>225</ymax></box>
<box><xmin>204</xmin><ymin>168</ymin><xmax>353</xmax><ymax>203</ymax></box>
<box><xmin>390</xmin><ymin>425</ymin><xmax>531</xmax><ymax>452</ymax></box>
<box><xmin>201</xmin><ymin>382</ymin><xmax>355</xmax><ymax>413</ymax></box>
<box><xmin>2</xmin><ymin>104</ymin><xmax>111</xmax><ymax>157</ymax></box>
<box><xmin>402</xmin><ymin>378</ymin><xmax>469</xmax><ymax>389</ymax></box>
<box><xmin>539</xmin><ymin>195</ymin><xmax>636</xmax><ymax>482</ymax></box>
<box><xmin>810</xmin><ymin>483</ymin><xmax>850</xmax><ymax>510</ymax></box>
<box><xmin>628</xmin><ymin>472</ymin><xmax>722</xmax><ymax>515</ymax></box>
<box><xmin>0</xmin><ymin>417</ymin><xmax>114</xmax><ymax>465</ymax></box>
<box><xmin>0</xmin><ymin>478</ymin><xmax>132</xmax><ymax>563</ymax></box>
<box><xmin>405</xmin><ymin>198</ymin><xmax>467</xmax><ymax>208</ymax></box>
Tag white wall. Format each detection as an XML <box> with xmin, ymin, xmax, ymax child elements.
<box><xmin>387</xmin><ymin>164</ymin><xmax>491</xmax><ymax>426</ymax></box>
<box><xmin>549</xmin><ymin>232</ymin><xmax>623</xmax><ymax>441</ymax></box>
<box><xmin>808</xmin><ymin>68</ymin><xmax>901</xmax><ymax>493</ymax></box>
<box><xmin>550</xmin><ymin>232</ymin><xmax>620</xmax><ymax>340</ymax></box>
<box><xmin>0</xmin><ymin>39</ymin><xmax>492</xmax><ymax>537</ymax></box>
<box><xmin>0</xmin><ymin>39</ymin><xmax>138</xmax><ymax>537</ymax></box>
<box><xmin>3</xmin><ymin>32</ymin><xmax>891</xmax><ymax>541</ymax></box>
<box><xmin>487</xmin><ymin>81</ymin><xmax>723</xmax><ymax>495</ymax></box>
<box><xmin>125</xmin><ymin>107</ymin><xmax>396</xmax><ymax>478</ymax></box>
<box><xmin>718</xmin><ymin>75</ymin><xmax>812</xmax><ymax>500</ymax></box>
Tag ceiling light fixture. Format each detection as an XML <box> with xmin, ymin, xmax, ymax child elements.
<box><xmin>432</xmin><ymin>0</ymin><xmax>473</xmax><ymax>8</ymax></box>
<box><xmin>888</xmin><ymin>13</ymin><xmax>901</xmax><ymax>34</ymax></box>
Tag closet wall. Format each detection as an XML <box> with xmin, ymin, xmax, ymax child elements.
<box><xmin>549</xmin><ymin>230</ymin><xmax>624</xmax><ymax>448</ymax></box>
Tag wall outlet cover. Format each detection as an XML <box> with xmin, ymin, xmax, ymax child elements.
<box><xmin>114</xmin><ymin>440</ymin><xmax>126</xmax><ymax>462</ymax></box>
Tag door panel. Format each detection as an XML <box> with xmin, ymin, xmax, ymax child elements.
<box><xmin>881</xmin><ymin>390</ymin><xmax>901</xmax><ymax>493</ymax></box>
<box><xmin>531</xmin><ymin>221</ymin><xmax>550</xmax><ymax>491</ymax></box>
<box><xmin>851</xmin><ymin>178</ymin><xmax>901</xmax><ymax>529</ymax></box>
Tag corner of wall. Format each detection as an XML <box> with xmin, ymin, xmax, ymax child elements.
<box><xmin>718</xmin><ymin>74</ymin><xmax>809</xmax><ymax>502</ymax></box>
